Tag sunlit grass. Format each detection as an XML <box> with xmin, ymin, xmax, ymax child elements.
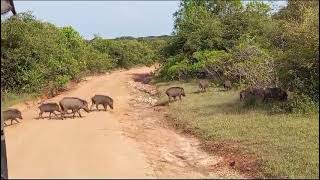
<box><xmin>157</xmin><ymin>81</ymin><xmax>319</xmax><ymax>178</ymax></box>
<box><xmin>1</xmin><ymin>92</ymin><xmax>38</xmax><ymax>109</ymax></box>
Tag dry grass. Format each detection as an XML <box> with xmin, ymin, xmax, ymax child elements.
<box><xmin>1</xmin><ymin>92</ymin><xmax>38</xmax><ymax>109</ymax></box>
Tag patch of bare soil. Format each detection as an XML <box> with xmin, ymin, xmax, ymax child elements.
<box><xmin>120</xmin><ymin>74</ymin><xmax>245</xmax><ymax>179</ymax></box>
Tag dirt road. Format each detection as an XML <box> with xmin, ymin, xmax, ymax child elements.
<box><xmin>4</xmin><ymin>66</ymin><xmax>243</xmax><ymax>179</ymax></box>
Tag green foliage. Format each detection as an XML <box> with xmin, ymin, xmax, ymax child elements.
<box><xmin>173</xmin><ymin>2</ymin><xmax>224</xmax><ymax>56</ymax></box>
<box><xmin>158</xmin><ymin>50</ymin><xmax>229</xmax><ymax>81</ymax></box>
<box><xmin>1</xmin><ymin>13</ymin><xmax>133</xmax><ymax>96</ymax></box>
<box><xmin>1</xmin><ymin>12</ymin><xmax>168</xmax><ymax>96</ymax></box>
<box><xmin>159</xmin><ymin>0</ymin><xmax>319</xmax><ymax>105</ymax></box>
<box><xmin>1</xmin><ymin>13</ymin><xmax>76</xmax><ymax>93</ymax></box>
<box><xmin>90</xmin><ymin>37</ymin><xmax>162</xmax><ymax>68</ymax></box>
<box><xmin>273</xmin><ymin>0</ymin><xmax>319</xmax><ymax>102</ymax></box>
<box><xmin>227</xmin><ymin>36</ymin><xmax>276</xmax><ymax>86</ymax></box>
<box><xmin>286</xmin><ymin>93</ymin><xmax>319</xmax><ymax>114</ymax></box>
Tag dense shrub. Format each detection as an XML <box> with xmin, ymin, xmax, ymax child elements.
<box><xmin>1</xmin><ymin>13</ymin><xmax>166</xmax><ymax>96</ymax></box>
<box><xmin>90</xmin><ymin>36</ymin><xmax>163</xmax><ymax>69</ymax></box>
<box><xmin>1</xmin><ymin>13</ymin><xmax>78</xmax><ymax>93</ymax></box>
<box><xmin>158</xmin><ymin>0</ymin><xmax>319</xmax><ymax>107</ymax></box>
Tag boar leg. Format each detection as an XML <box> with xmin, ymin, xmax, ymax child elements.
<box><xmin>61</xmin><ymin>112</ymin><xmax>65</xmax><ymax>120</ymax></box>
<box><xmin>13</xmin><ymin>118</ymin><xmax>19</xmax><ymax>124</ymax></box>
<box><xmin>49</xmin><ymin>112</ymin><xmax>52</xmax><ymax>119</ymax></box>
<box><xmin>103</xmin><ymin>104</ymin><xmax>107</xmax><ymax>111</ymax></box>
<box><xmin>72</xmin><ymin>109</ymin><xmax>76</xmax><ymax>118</ymax></box>
<box><xmin>96</xmin><ymin>104</ymin><xmax>100</xmax><ymax>111</ymax></box>
<box><xmin>53</xmin><ymin>111</ymin><xmax>58</xmax><ymax>117</ymax></box>
<box><xmin>77</xmin><ymin>110</ymin><xmax>82</xmax><ymax>118</ymax></box>
<box><xmin>90</xmin><ymin>103</ymin><xmax>95</xmax><ymax>111</ymax></box>
<box><xmin>39</xmin><ymin>111</ymin><xmax>43</xmax><ymax>119</ymax></box>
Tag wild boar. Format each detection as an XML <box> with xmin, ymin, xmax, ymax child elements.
<box><xmin>264</xmin><ymin>87</ymin><xmax>288</xmax><ymax>102</ymax></box>
<box><xmin>199</xmin><ymin>80</ymin><xmax>209</xmax><ymax>92</ymax></box>
<box><xmin>166</xmin><ymin>87</ymin><xmax>186</xmax><ymax>102</ymax></box>
<box><xmin>224</xmin><ymin>80</ymin><xmax>232</xmax><ymax>90</ymax></box>
<box><xmin>143</xmin><ymin>76</ymin><xmax>152</xmax><ymax>84</ymax></box>
<box><xmin>240</xmin><ymin>87</ymin><xmax>265</xmax><ymax>103</ymax></box>
<box><xmin>240</xmin><ymin>89</ymin><xmax>250</xmax><ymax>101</ymax></box>
<box><xmin>2</xmin><ymin>108</ymin><xmax>22</xmax><ymax>125</ymax></box>
<box><xmin>38</xmin><ymin>103</ymin><xmax>61</xmax><ymax>119</ymax></box>
<box><xmin>59</xmin><ymin>97</ymin><xmax>90</xmax><ymax>119</ymax></box>
<box><xmin>91</xmin><ymin>95</ymin><xmax>114</xmax><ymax>111</ymax></box>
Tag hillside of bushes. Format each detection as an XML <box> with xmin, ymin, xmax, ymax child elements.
<box><xmin>1</xmin><ymin>13</ymin><xmax>168</xmax><ymax>99</ymax></box>
<box><xmin>157</xmin><ymin>0</ymin><xmax>319</xmax><ymax>105</ymax></box>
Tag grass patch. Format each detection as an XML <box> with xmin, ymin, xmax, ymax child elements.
<box><xmin>1</xmin><ymin>92</ymin><xmax>39</xmax><ymax>110</ymax></box>
<box><xmin>157</xmin><ymin>81</ymin><xmax>319</xmax><ymax>179</ymax></box>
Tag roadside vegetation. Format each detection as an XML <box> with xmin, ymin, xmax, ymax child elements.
<box><xmin>157</xmin><ymin>0</ymin><xmax>319</xmax><ymax>107</ymax></box>
<box><xmin>1</xmin><ymin>12</ymin><xmax>168</xmax><ymax>106</ymax></box>
<box><xmin>153</xmin><ymin>1</ymin><xmax>319</xmax><ymax>178</ymax></box>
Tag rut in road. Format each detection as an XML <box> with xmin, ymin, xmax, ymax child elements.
<box><xmin>4</xmin><ymin>66</ymin><xmax>244</xmax><ymax>179</ymax></box>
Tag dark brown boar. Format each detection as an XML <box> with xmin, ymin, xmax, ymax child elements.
<box><xmin>2</xmin><ymin>108</ymin><xmax>22</xmax><ymax>125</ymax></box>
<box><xmin>264</xmin><ymin>87</ymin><xmax>288</xmax><ymax>102</ymax></box>
<box><xmin>240</xmin><ymin>87</ymin><xmax>265</xmax><ymax>103</ymax></box>
<box><xmin>90</xmin><ymin>95</ymin><xmax>114</xmax><ymax>111</ymax></box>
<box><xmin>38</xmin><ymin>103</ymin><xmax>61</xmax><ymax>119</ymax></box>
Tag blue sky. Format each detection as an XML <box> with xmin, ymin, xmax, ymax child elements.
<box><xmin>14</xmin><ymin>1</ymin><xmax>181</xmax><ymax>39</ymax></box>
<box><xmin>12</xmin><ymin>1</ymin><xmax>287</xmax><ymax>40</ymax></box>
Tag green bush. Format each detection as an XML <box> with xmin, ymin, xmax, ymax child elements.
<box><xmin>286</xmin><ymin>93</ymin><xmax>319</xmax><ymax>114</ymax></box>
<box><xmin>1</xmin><ymin>13</ymin><xmax>115</xmax><ymax>95</ymax></box>
<box><xmin>1</xmin><ymin>13</ymin><xmax>75</xmax><ymax>93</ymax></box>
<box><xmin>90</xmin><ymin>37</ymin><xmax>162</xmax><ymax>69</ymax></box>
<box><xmin>158</xmin><ymin>0</ymin><xmax>319</xmax><ymax>108</ymax></box>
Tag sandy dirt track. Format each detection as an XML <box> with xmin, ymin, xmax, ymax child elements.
<box><xmin>4</xmin><ymin>66</ymin><xmax>243</xmax><ymax>179</ymax></box>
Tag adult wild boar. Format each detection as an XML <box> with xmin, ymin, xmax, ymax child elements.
<box><xmin>59</xmin><ymin>97</ymin><xmax>90</xmax><ymax>119</ymax></box>
<box><xmin>2</xmin><ymin>108</ymin><xmax>22</xmax><ymax>125</ymax></box>
<box><xmin>199</xmin><ymin>80</ymin><xmax>209</xmax><ymax>92</ymax></box>
<box><xmin>166</xmin><ymin>87</ymin><xmax>186</xmax><ymax>102</ymax></box>
<box><xmin>38</xmin><ymin>103</ymin><xmax>61</xmax><ymax>119</ymax></box>
<box><xmin>224</xmin><ymin>80</ymin><xmax>232</xmax><ymax>90</ymax></box>
<box><xmin>240</xmin><ymin>89</ymin><xmax>250</xmax><ymax>101</ymax></box>
<box><xmin>263</xmin><ymin>87</ymin><xmax>288</xmax><ymax>102</ymax></box>
<box><xmin>240</xmin><ymin>87</ymin><xmax>265</xmax><ymax>103</ymax></box>
<box><xmin>90</xmin><ymin>95</ymin><xmax>114</xmax><ymax>111</ymax></box>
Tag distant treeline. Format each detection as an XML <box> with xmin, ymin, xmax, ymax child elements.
<box><xmin>112</xmin><ymin>35</ymin><xmax>172</xmax><ymax>41</ymax></box>
<box><xmin>1</xmin><ymin>13</ymin><xmax>168</xmax><ymax>97</ymax></box>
